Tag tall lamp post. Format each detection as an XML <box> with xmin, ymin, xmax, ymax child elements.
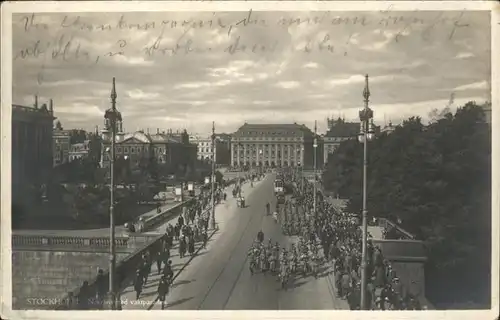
<box><xmin>358</xmin><ymin>74</ymin><xmax>375</xmax><ymax>310</ymax></box>
<box><xmin>104</xmin><ymin>77</ymin><xmax>119</xmax><ymax>310</ymax></box>
<box><xmin>237</xmin><ymin>142</ymin><xmax>242</xmax><ymax>197</ymax></box>
<box><xmin>313</xmin><ymin>121</ymin><xmax>318</xmax><ymax>218</ymax></box>
<box><xmin>210</xmin><ymin>121</ymin><xmax>216</xmax><ymax>230</ymax></box>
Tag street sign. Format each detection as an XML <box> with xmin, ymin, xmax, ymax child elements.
<box><xmin>205</xmin><ymin>177</ymin><xmax>210</xmax><ymax>184</ymax></box>
<box><xmin>188</xmin><ymin>183</ymin><xmax>194</xmax><ymax>191</ymax></box>
<box><xmin>175</xmin><ymin>187</ymin><xmax>182</xmax><ymax>196</ymax></box>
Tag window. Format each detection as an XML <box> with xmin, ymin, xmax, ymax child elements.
<box><xmin>124</xmin><ymin>147</ymin><xmax>129</xmax><ymax>153</ymax></box>
<box><xmin>117</xmin><ymin>147</ymin><xmax>122</xmax><ymax>153</ymax></box>
<box><xmin>131</xmin><ymin>147</ymin><xmax>136</xmax><ymax>153</ymax></box>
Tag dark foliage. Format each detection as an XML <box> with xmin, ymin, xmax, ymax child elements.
<box><xmin>322</xmin><ymin>102</ymin><xmax>491</xmax><ymax>308</ymax></box>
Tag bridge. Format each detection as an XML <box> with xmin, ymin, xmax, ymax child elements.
<box><xmin>11</xmin><ymin>174</ymin><xmax>250</xmax><ymax>310</ymax></box>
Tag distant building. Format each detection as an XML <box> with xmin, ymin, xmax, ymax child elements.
<box><xmin>380</xmin><ymin>121</ymin><xmax>396</xmax><ymax>135</ymax></box>
<box><xmin>53</xmin><ymin>124</ymin><xmax>71</xmax><ymax>166</ymax></box>
<box><xmin>192</xmin><ymin>134</ymin><xmax>231</xmax><ymax>165</ymax></box>
<box><xmin>100</xmin><ymin>121</ymin><xmax>196</xmax><ymax>174</ymax></box>
<box><xmin>68</xmin><ymin>132</ymin><xmax>101</xmax><ymax>163</ymax></box>
<box><xmin>323</xmin><ymin>117</ymin><xmax>360</xmax><ymax>165</ymax></box>
<box><xmin>12</xmin><ymin>96</ymin><xmax>56</xmax><ymax>202</ymax></box>
<box><xmin>231</xmin><ymin>123</ymin><xmax>318</xmax><ymax>168</ymax></box>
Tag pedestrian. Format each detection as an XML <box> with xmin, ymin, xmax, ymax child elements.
<box><xmin>78</xmin><ymin>281</ymin><xmax>91</xmax><ymax>310</ymax></box>
<box><xmin>157</xmin><ymin>275</ymin><xmax>170</xmax><ymax>310</ymax></box>
<box><xmin>156</xmin><ymin>247</ymin><xmax>164</xmax><ymax>275</ymax></box>
<box><xmin>163</xmin><ymin>259</ymin><xmax>174</xmax><ymax>282</ymax></box>
<box><xmin>188</xmin><ymin>235</ymin><xmax>195</xmax><ymax>256</ymax></box>
<box><xmin>95</xmin><ymin>268</ymin><xmax>107</xmax><ymax>309</ymax></box>
<box><xmin>134</xmin><ymin>270</ymin><xmax>143</xmax><ymax>300</ymax></box>
<box><xmin>202</xmin><ymin>229</ymin><xmax>208</xmax><ymax>249</ymax></box>
<box><xmin>179</xmin><ymin>236</ymin><xmax>186</xmax><ymax>258</ymax></box>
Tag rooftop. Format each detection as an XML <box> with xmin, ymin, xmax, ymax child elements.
<box><xmin>325</xmin><ymin>118</ymin><xmax>360</xmax><ymax>138</ymax></box>
<box><xmin>234</xmin><ymin>123</ymin><xmax>313</xmax><ymax>137</ymax></box>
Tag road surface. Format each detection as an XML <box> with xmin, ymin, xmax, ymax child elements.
<box><xmin>147</xmin><ymin>174</ymin><xmax>347</xmax><ymax>310</ymax></box>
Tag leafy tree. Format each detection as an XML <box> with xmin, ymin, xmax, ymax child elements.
<box><xmin>322</xmin><ymin>102</ymin><xmax>491</xmax><ymax>307</ymax></box>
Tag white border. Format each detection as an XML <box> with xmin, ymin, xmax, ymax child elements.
<box><xmin>1</xmin><ymin>1</ymin><xmax>498</xmax><ymax>320</ymax></box>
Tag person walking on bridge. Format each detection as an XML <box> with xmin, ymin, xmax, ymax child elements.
<box><xmin>158</xmin><ymin>275</ymin><xmax>170</xmax><ymax>310</ymax></box>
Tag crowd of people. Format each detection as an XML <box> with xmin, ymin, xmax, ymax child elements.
<box><xmin>247</xmin><ymin>234</ymin><xmax>322</xmax><ymax>289</ymax></box>
<box><xmin>277</xmin><ymin>169</ymin><xmax>425</xmax><ymax>310</ymax></box>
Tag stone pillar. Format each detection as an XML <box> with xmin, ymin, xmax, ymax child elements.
<box><xmin>288</xmin><ymin>144</ymin><xmax>291</xmax><ymax>166</ymax></box>
<box><xmin>243</xmin><ymin>143</ymin><xmax>247</xmax><ymax>166</ymax></box>
<box><xmin>280</xmin><ymin>144</ymin><xmax>284</xmax><ymax>167</ymax></box>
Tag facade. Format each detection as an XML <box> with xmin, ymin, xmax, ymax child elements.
<box><xmin>193</xmin><ymin>134</ymin><xmax>231</xmax><ymax>165</ymax></box>
<box><xmin>53</xmin><ymin>127</ymin><xmax>71</xmax><ymax>166</ymax></box>
<box><xmin>68</xmin><ymin>134</ymin><xmax>101</xmax><ymax>163</ymax></box>
<box><xmin>323</xmin><ymin>117</ymin><xmax>360</xmax><ymax>165</ymax></box>
<box><xmin>380</xmin><ymin>121</ymin><xmax>396</xmax><ymax>135</ymax></box>
<box><xmin>12</xmin><ymin>96</ymin><xmax>56</xmax><ymax>202</ymax></box>
<box><xmin>231</xmin><ymin>123</ymin><xmax>317</xmax><ymax>168</ymax></box>
<box><xmin>100</xmin><ymin>126</ymin><xmax>196</xmax><ymax>174</ymax></box>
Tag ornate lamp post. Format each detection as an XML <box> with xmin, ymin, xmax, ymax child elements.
<box><xmin>358</xmin><ymin>74</ymin><xmax>375</xmax><ymax>310</ymax></box>
<box><xmin>313</xmin><ymin>121</ymin><xmax>318</xmax><ymax>217</ymax></box>
<box><xmin>211</xmin><ymin>121</ymin><xmax>216</xmax><ymax>230</ymax></box>
<box><xmin>104</xmin><ymin>77</ymin><xmax>120</xmax><ymax>310</ymax></box>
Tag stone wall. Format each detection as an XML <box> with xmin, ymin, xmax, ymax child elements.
<box><xmin>12</xmin><ymin>250</ymin><xmax>129</xmax><ymax>309</ymax></box>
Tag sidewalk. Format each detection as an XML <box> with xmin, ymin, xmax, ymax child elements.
<box><xmin>119</xmin><ymin>178</ymin><xmax>264</xmax><ymax>309</ymax></box>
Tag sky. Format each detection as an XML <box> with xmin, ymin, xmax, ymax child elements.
<box><xmin>12</xmin><ymin>10</ymin><xmax>491</xmax><ymax>136</ymax></box>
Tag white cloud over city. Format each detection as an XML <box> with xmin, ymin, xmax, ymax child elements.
<box><xmin>12</xmin><ymin>10</ymin><xmax>491</xmax><ymax>135</ymax></box>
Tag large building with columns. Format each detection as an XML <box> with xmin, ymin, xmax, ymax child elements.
<box><xmin>231</xmin><ymin>123</ymin><xmax>321</xmax><ymax>169</ymax></box>
<box><xmin>12</xmin><ymin>96</ymin><xmax>56</xmax><ymax>203</ymax></box>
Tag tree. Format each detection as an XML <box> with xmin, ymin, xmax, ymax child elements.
<box><xmin>322</xmin><ymin>102</ymin><xmax>491</xmax><ymax>307</ymax></box>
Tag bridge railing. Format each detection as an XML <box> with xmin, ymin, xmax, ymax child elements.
<box><xmin>12</xmin><ymin>235</ymin><xmax>131</xmax><ymax>251</ymax></box>
<box><xmin>141</xmin><ymin>198</ymin><xmax>195</xmax><ymax>232</ymax></box>
<box><xmin>377</xmin><ymin>218</ymin><xmax>416</xmax><ymax>240</ymax></box>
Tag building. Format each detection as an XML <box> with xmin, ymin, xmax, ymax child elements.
<box><xmin>193</xmin><ymin>134</ymin><xmax>231</xmax><ymax>165</ymax></box>
<box><xmin>12</xmin><ymin>96</ymin><xmax>56</xmax><ymax>203</ymax></box>
<box><xmin>100</xmin><ymin>124</ymin><xmax>196</xmax><ymax>175</ymax></box>
<box><xmin>322</xmin><ymin>117</ymin><xmax>360</xmax><ymax>165</ymax></box>
<box><xmin>380</xmin><ymin>121</ymin><xmax>396</xmax><ymax>134</ymax></box>
<box><xmin>68</xmin><ymin>133</ymin><xmax>101</xmax><ymax>163</ymax></box>
<box><xmin>53</xmin><ymin>124</ymin><xmax>71</xmax><ymax>166</ymax></box>
<box><xmin>231</xmin><ymin>123</ymin><xmax>318</xmax><ymax>168</ymax></box>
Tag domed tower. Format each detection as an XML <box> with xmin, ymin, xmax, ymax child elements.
<box><xmin>100</xmin><ymin>77</ymin><xmax>124</xmax><ymax>168</ymax></box>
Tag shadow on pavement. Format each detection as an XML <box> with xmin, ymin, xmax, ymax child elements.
<box><xmin>194</xmin><ymin>251</ymin><xmax>208</xmax><ymax>258</ymax></box>
<box><xmin>166</xmin><ymin>296</ymin><xmax>194</xmax><ymax>308</ymax></box>
<box><xmin>289</xmin><ymin>280</ymin><xmax>307</xmax><ymax>289</ymax></box>
<box><xmin>172</xmin><ymin>279</ymin><xmax>195</xmax><ymax>288</ymax></box>
<box><xmin>141</xmin><ymin>290</ymin><xmax>158</xmax><ymax>298</ymax></box>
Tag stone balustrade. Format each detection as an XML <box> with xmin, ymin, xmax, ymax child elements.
<box><xmin>377</xmin><ymin>218</ymin><xmax>416</xmax><ymax>240</ymax></box>
<box><xmin>12</xmin><ymin>235</ymin><xmax>130</xmax><ymax>250</ymax></box>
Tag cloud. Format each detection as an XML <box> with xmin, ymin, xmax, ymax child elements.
<box><xmin>11</xmin><ymin>10</ymin><xmax>490</xmax><ymax>135</ymax></box>
<box><xmin>455</xmin><ymin>52</ymin><xmax>475</xmax><ymax>59</ymax></box>
<box><xmin>453</xmin><ymin>81</ymin><xmax>488</xmax><ymax>92</ymax></box>
<box><xmin>275</xmin><ymin>81</ymin><xmax>301</xmax><ymax>89</ymax></box>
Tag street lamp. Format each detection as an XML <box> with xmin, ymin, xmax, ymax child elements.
<box><xmin>313</xmin><ymin>121</ymin><xmax>318</xmax><ymax>218</ymax></box>
<box><xmin>210</xmin><ymin>121</ymin><xmax>216</xmax><ymax>230</ymax></box>
<box><xmin>103</xmin><ymin>77</ymin><xmax>121</xmax><ymax>310</ymax></box>
<box><xmin>359</xmin><ymin>74</ymin><xmax>375</xmax><ymax>310</ymax></box>
<box><xmin>237</xmin><ymin>142</ymin><xmax>242</xmax><ymax>197</ymax></box>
